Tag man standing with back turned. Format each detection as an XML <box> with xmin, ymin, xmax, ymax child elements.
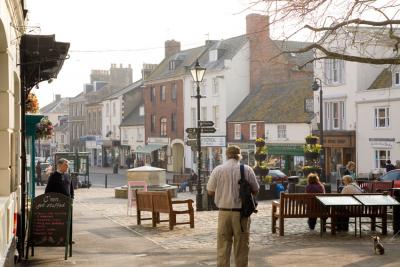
<box><xmin>207</xmin><ymin>145</ymin><xmax>259</xmax><ymax>267</ymax></box>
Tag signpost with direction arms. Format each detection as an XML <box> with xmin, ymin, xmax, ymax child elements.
<box><xmin>201</xmin><ymin>127</ymin><xmax>216</xmax><ymax>133</ymax></box>
<box><xmin>199</xmin><ymin>121</ymin><xmax>214</xmax><ymax>127</ymax></box>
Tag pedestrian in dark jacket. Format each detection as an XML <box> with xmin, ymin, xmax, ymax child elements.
<box><xmin>386</xmin><ymin>160</ymin><xmax>395</xmax><ymax>173</ymax></box>
<box><xmin>45</xmin><ymin>158</ymin><xmax>74</xmax><ymax>199</ymax></box>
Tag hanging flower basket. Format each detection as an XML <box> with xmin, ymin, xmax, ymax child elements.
<box><xmin>36</xmin><ymin>117</ymin><xmax>53</xmax><ymax>139</ymax></box>
<box><xmin>254</xmin><ymin>153</ymin><xmax>267</xmax><ymax>161</ymax></box>
<box><xmin>304</xmin><ymin>151</ymin><xmax>319</xmax><ymax>159</ymax></box>
<box><xmin>253</xmin><ymin>165</ymin><xmax>269</xmax><ymax>176</ymax></box>
<box><xmin>255</xmin><ymin>138</ymin><xmax>266</xmax><ymax>147</ymax></box>
<box><xmin>305</xmin><ymin>135</ymin><xmax>319</xmax><ymax>144</ymax></box>
<box><xmin>302</xmin><ymin>166</ymin><xmax>321</xmax><ymax>177</ymax></box>
<box><xmin>26</xmin><ymin>93</ymin><xmax>39</xmax><ymax>114</ymax></box>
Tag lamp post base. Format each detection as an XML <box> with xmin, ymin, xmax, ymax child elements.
<box><xmin>196</xmin><ymin>192</ymin><xmax>204</xmax><ymax>211</ymax></box>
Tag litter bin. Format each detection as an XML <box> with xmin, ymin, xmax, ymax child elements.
<box><xmin>392</xmin><ymin>188</ymin><xmax>400</xmax><ymax>234</ymax></box>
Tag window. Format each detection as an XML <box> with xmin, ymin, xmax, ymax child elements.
<box><xmin>250</xmin><ymin>124</ymin><xmax>257</xmax><ymax>140</ymax></box>
<box><xmin>106</xmin><ymin>125</ymin><xmax>110</xmax><ymax>137</ymax></box>
<box><xmin>325</xmin><ymin>59</ymin><xmax>344</xmax><ymax>85</ymax></box>
<box><xmin>139</xmin><ymin>105</ymin><xmax>144</xmax><ymax>116</ymax></box>
<box><xmin>150</xmin><ymin>87</ymin><xmax>156</xmax><ymax>102</ymax></box>
<box><xmin>171</xmin><ymin>113</ymin><xmax>177</xmax><ymax>132</ymax></box>
<box><xmin>171</xmin><ymin>83</ymin><xmax>177</xmax><ymax>100</ymax></box>
<box><xmin>201</xmin><ymin>107</ymin><xmax>207</xmax><ymax>121</ymax></box>
<box><xmin>93</xmin><ymin>112</ymin><xmax>97</xmax><ymax>131</ymax></box>
<box><xmin>169</xmin><ymin>60</ymin><xmax>176</xmax><ymax>70</ymax></box>
<box><xmin>393</xmin><ymin>70</ymin><xmax>400</xmax><ymax>86</ymax></box>
<box><xmin>200</xmin><ymin>79</ymin><xmax>206</xmax><ymax>96</ymax></box>
<box><xmin>106</xmin><ymin>103</ymin><xmax>110</xmax><ymax>117</ymax></box>
<box><xmin>88</xmin><ymin>112</ymin><xmax>91</xmax><ymax>131</ymax></box>
<box><xmin>374</xmin><ymin>107</ymin><xmax>390</xmax><ymax>128</ymax></box>
<box><xmin>213</xmin><ymin>105</ymin><xmax>219</xmax><ymax>129</ymax></box>
<box><xmin>375</xmin><ymin>150</ymin><xmax>390</xmax><ymax>169</ymax></box>
<box><xmin>113</xmin><ymin>125</ymin><xmax>116</xmax><ymax>138</ymax></box>
<box><xmin>61</xmin><ymin>134</ymin><xmax>64</xmax><ymax>144</ymax></box>
<box><xmin>277</xmin><ymin>124</ymin><xmax>287</xmax><ymax>139</ymax></box>
<box><xmin>234</xmin><ymin>124</ymin><xmax>241</xmax><ymax>140</ymax></box>
<box><xmin>81</xmin><ymin>124</ymin><xmax>85</xmax><ymax>137</ymax></box>
<box><xmin>325</xmin><ymin>101</ymin><xmax>345</xmax><ymax>130</ymax></box>
<box><xmin>71</xmin><ymin>125</ymin><xmax>75</xmax><ymax>139</ymax></box>
<box><xmin>160</xmin><ymin>117</ymin><xmax>167</xmax><ymax>136</ymax></box>
<box><xmin>160</xmin><ymin>85</ymin><xmax>166</xmax><ymax>101</ymax></box>
<box><xmin>212</xmin><ymin>77</ymin><xmax>219</xmax><ymax>96</ymax></box>
<box><xmin>112</xmin><ymin>102</ymin><xmax>116</xmax><ymax>117</ymax></box>
<box><xmin>191</xmin><ymin>108</ymin><xmax>196</xmax><ymax>127</ymax></box>
<box><xmin>151</xmin><ymin>114</ymin><xmax>156</xmax><ymax>132</ymax></box>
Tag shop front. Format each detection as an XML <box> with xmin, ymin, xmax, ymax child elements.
<box><xmin>201</xmin><ymin>136</ymin><xmax>226</xmax><ymax>174</ymax></box>
<box><xmin>101</xmin><ymin>140</ymin><xmax>121</xmax><ymax>167</ymax></box>
<box><xmin>267</xmin><ymin>143</ymin><xmax>305</xmax><ymax>176</ymax></box>
<box><xmin>322</xmin><ymin>131</ymin><xmax>356</xmax><ymax>182</ymax></box>
<box><xmin>135</xmin><ymin>138</ymin><xmax>169</xmax><ymax>169</ymax></box>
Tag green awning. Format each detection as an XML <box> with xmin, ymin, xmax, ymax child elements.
<box><xmin>135</xmin><ymin>144</ymin><xmax>166</xmax><ymax>154</ymax></box>
<box><xmin>268</xmin><ymin>144</ymin><xmax>304</xmax><ymax>156</ymax></box>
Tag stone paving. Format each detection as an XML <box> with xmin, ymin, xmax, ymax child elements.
<box><xmin>75</xmin><ymin>187</ymin><xmax>400</xmax><ymax>250</ymax></box>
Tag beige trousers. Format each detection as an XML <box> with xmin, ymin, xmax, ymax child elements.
<box><xmin>217</xmin><ymin>210</ymin><xmax>250</xmax><ymax>267</ymax></box>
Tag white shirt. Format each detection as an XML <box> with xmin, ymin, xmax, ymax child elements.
<box><xmin>207</xmin><ymin>159</ymin><xmax>259</xmax><ymax>209</ymax></box>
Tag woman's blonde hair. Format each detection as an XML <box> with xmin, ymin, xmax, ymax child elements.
<box><xmin>346</xmin><ymin>161</ymin><xmax>355</xmax><ymax>169</ymax></box>
<box><xmin>342</xmin><ymin>175</ymin><xmax>353</xmax><ymax>184</ymax></box>
<box><xmin>307</xmin><ymin>173</ymin><xmax>320</xmax><ymax>184</ymax></box>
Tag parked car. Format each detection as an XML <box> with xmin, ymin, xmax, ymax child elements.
<box><xmin>268</xmin><ymin>169</ymin><xmax>288</xmax><ymax>182</ymax></box>
<box><xmin>379</xmin><ymin>169</ymin><xmax>400</xmax><ymax>187</ymax></box>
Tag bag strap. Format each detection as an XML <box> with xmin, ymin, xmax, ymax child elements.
<box><xmin>240</xmin><ymin>164</ymin><xmax>245</xmax><ymax>181</ymax></box>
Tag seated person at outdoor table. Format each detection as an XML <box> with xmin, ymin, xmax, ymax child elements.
<box><xmin>305</xmin><ymin>173</ymin><xmax>325</xmax><ymax>230</ymax></box>
<box><xmin>337</xmin><ymin>175</ymin><xmax>364</xmax><ymax>231</ymax></box>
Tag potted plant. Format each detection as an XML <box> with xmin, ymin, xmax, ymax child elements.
<box><xmin>254</xmin><ymin>152</ymin><xmax>267</xmax><ymax>161</ymax></box>
<box><xmin>302</xmin><ymin>165</ymin><xmax>322</xmax><ymax>177</ymax></box>
<box><xmin>26</xmin><ymin>92</ymin><xmax>39</xmax><ymax>114</ymax></box>
<box><xmin>305</xmin><ymin>134</ymin><xmax>319</xmax><ymax>144</ymax></box>
<box><xmin>255</xmin><ymin>137</ymin><xmax>266</xmax><ymax>147</ymax></box>
<box><xmin>303</xmin><ymin>144</ymin><xmax>322</xmax><ymax>158</ymax></box>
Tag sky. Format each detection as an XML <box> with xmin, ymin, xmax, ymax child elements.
<box><xmin>25</xmin><ymin>0</ymin><xmax>257</xmax><ymax>108</ymax></box>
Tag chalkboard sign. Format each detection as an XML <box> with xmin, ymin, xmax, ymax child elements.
<box><xmin>28</xmin><ymin>193</ymin><xmax>72</xmax><ymax>259</ymax></box>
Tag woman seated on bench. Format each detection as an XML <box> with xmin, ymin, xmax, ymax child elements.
<box><xmin>305</xmin><ymin>173</ymin><xmax>325</xmax><ymax>230</ymax></box>
<box><xmin>337</xmin><ymin>175</ymin><xmax>364</xmax><ymax>231</ymax></box>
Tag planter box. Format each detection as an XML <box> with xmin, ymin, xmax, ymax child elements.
<box><xmin>304</xmin><ymin>151</ymin><xmax>319</xmax><ymax>159</ymax></box>
<box><xmin>257</xmin><ymin>183</ymin><xmax>277</xmax><ymax>200</ymax></box>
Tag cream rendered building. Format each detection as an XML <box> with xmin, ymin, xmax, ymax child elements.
<box><xmin>0</xmin><ymin>0</ymin><xmax>25</xmax><ymax>264</ymax></box>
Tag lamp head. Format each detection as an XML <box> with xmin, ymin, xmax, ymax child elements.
<box><xmin>190</xmin><ymin>59</ymin><xmax>206</xmax><ymax>83</ymax></box>
<box><xmin>312</xmin><ymin>80</ymin><xmax>320</xmax><ymax>91</ymax></box>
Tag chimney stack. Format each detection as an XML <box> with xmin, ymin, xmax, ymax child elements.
<box><xmin>165</xmin><ymin>40</ymin><xmax>181</xmax><ymax>58</ymax></box>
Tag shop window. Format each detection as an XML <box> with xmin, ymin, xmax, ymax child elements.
<box><xmin>375</xmin><ymin>150</ymin><xmax>390</xmax><ymax>169</ymax></box>
<box><xmin>374</xmin><ymin>107</ymin><xmax>390</xmax><ymax>128</ymax></box>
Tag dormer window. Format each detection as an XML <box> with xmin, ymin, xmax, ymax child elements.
<box><xmin>209</xmin><ymin>50</ymin><xmax>218</xmax><ymax>62</ymax></box>
<box><xmin>169</xmin><ymin>60</ymin><xmax>176</xmax><ymax>70</ymax></box>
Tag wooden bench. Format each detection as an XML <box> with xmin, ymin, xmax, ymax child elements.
<box><xmin>272</xmin><ymin>192</ymin><xmax>387</xmax><ymax>236</ymax></box>
<box><xmin>135</xmin><ymin>190</ymin><xmax>194</xmax><ymax>230</ymax></box>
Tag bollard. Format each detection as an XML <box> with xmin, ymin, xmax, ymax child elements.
<box><xmin>105</xmin><ymin>174</ymin><xmax>108</xmax><ymax>188</ymax></box>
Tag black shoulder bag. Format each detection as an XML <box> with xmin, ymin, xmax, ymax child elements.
<box><xmin>239</xmin><ymin>164</ymin><xmax>258</xmax><ymax>218</ymax></box>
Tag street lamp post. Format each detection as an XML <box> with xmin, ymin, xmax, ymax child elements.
<box><xmin>312</xmin><ymin>78</ymin><xmax>325</xmax><ymax>182</ymax></box>
<box><xmin>190</xmin><ymin>59</ymin><xmax>206</xmax><ymax>211</ymax></box>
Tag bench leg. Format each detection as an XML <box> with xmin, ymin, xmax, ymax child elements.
<box><xmin>279</xmin><ymin>218</ymin><xmax>284</xmax><ymax>236</ymax></box>
<box><xmin>189</xmin><ymin>211</ymin><xmax>194</xmax><ymax>228</ymax></box>
<box><xmin>169</xmin><ymin>213</ymin><xmax>175</xmax><ymax>230</ymax></box>
<box><xmin>371</xmin><ymin>217</ymin><xmax>376</xmax><ymax>231</ymax></box>
<box><xmin>271</xmin><ymin>215</ymin><xmax>277</xmax><ymax>234</ymax></box>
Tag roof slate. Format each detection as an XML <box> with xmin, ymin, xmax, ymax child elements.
<box><xmin>120</xmin><ymin>106</ymin><xmax>144</xmax><ymax>126</ymax></box>
<box><xmin>227</xmin><ymin>79</ymin><xmax>313</xmax><ymax>123</ymax></box>
<box><xmin>368</xmin><ymin>68</ymin><xmax>392</xmax><ymax>89</ymax></box>
<box><xmin>40</xmin><ymin>97</ymin><xmax>69</xmax><ymax>114</ymax></box>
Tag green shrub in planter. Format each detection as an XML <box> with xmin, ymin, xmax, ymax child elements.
<box><xmin>305</xmin><ymin>135</ymin><xmax>318</xmax><ymax>144</ymax></box>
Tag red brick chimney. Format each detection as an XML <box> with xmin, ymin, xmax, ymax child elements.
<box><xmin>165</xmin><ymin>40</ymin><xmax>181</xmax><ymax>58</ymax></box>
